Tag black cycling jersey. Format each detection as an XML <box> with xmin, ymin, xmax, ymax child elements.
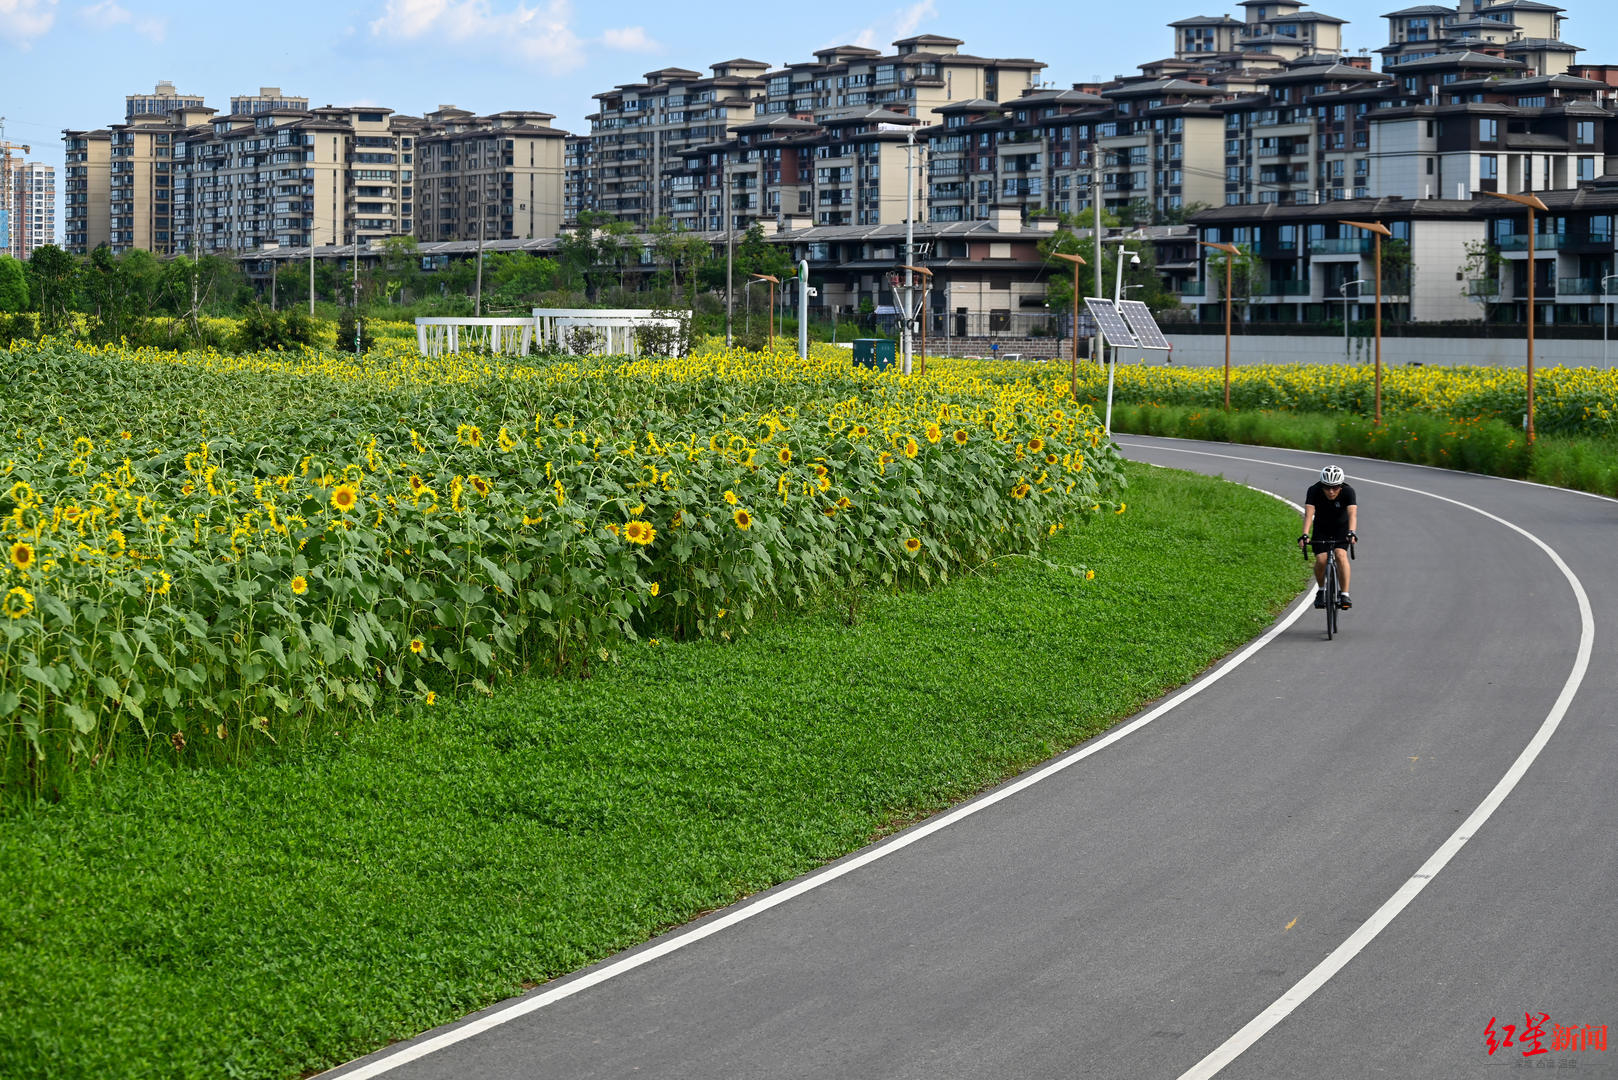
<box><xmin>1305</xmin><ymin>481</ymin><xmax>1357</xmax><ymax>542</ymax></box>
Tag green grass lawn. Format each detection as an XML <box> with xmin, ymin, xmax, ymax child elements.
<box><xmin>0</xmin><ymin>462</ymin><xmax>1307</xmax><ymax>1080</ymax></box>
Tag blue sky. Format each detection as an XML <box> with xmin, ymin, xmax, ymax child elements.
<box><xmin>3</xmin><ymin>0</ymin><xmax>1614</xmax><ymax>241</ymax></box>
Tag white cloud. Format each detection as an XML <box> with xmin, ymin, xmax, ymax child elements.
<box><xmin>370</xmin><ymin>0</ymin><xmax>585</xmax><ymax>71</ymax></box>
<box><xmin>0</xmin><ymin>0</ymin><xmax>59</xmax><ymax>46</ymax></box>
<box><xmin>844</xmin><ymin>0</ymin><xmax>936</xmax><ymax>54</ymax></box>
<box><xmin>601</xmin><ymin>25</ymin><xmax>658</xmax><ymax>53</ymax></box>
<box><xmin>76</xmin><ymin>0</ymin><xmax>166</xmax><ymax>41</ymax></box>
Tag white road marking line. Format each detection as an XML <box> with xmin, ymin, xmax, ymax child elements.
<box><xmin>1118</xmin><ymin>441</ymin><xmax>1597</xmax><ymax>1080</ymax></box>
<box><xmin>322</xmin><ymin>482</ymin><xmax>1314</xmax><ymax>1080</ymax></box>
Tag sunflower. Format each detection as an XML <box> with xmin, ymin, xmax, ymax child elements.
<box><xmin>778</xmin><ymin>446</ymin><xmax>793</xmax><ymax>465</ymax></box>
<box><xmin>457</xmin><ymin>424</ymin><xmax>483</xmax><ymax>447</ymax></box>
<box><xmin>425</xmin><ymin>691</ymin><xmax>437</xmax><ymax>706</ymax></box>
<box><xmin>953</xmin><ymin>429</ymin><xmax>969</xmax><ymax>445</ymax></box>
<box><xmin>904</xmin><ymin>537</ymin><xmax>922</xmax><ymax>554</ymax></box>
<box><xmin>1028</xmin><ymin>437</ymin><xmax>1045</xmax><ymax>453</ymax></box>
<box><xmin>648</xmin><ymin>581</ymin><xmax>660</xmax><ymax>597</ymax></box>
<box><xmin>9</xmin><ymin>541</ymin><xmax>34</xmax><ymax>571</ymax></box>
<box><xmin>623</xmin><ymin>520</ymin><xmax>656</xmax><ymax>546</ymax></box>
<box><xmin>468</xmin><ymin>474</ymin><xmax>491</xmax><ymax>497</ymax></box>
<box><xmin>835</xmin><ymin>496</ymin><xmax>851</xmax><ymax>509</ymax></box>
<box><xmin>330</xmin><ymin>484</ymin><xmax>359</xmax><ymax>514</ymax></box>
<box><xmin>852</xmin><ymin>424</ymin><xmax>870</xmax><ymax>437</ymax></box>
<box><xmin>925</xmin><ymin>423</ymin><xmax>942</xmax><ymax>444</ymax></box>
<box><xmin>1012</xmin><ymin>483</ymin><xmax>1031</xmax><ymax>499</ymax></box>
<box><xmin>4</xmin><ymin>586</ymin><xmax>34</xmax><ymax>620</ymax></box>
<box><xmin>410</xmin><ymin>639</ymin><xmax>425</xmax><ymax>654</ymax></box>
<box><xmin>149</xmin><ymin>570</ymin><xmax>172</xmax><ymax>596</ymax></box>
<box><xmin>903</xmin><ymin>439</ymin><xmax>919</xmax><ymax>459</ymax></box>
<box><xmin>1085</xmin><ymin>569</ymin><xmax>1096</xmax><ymax>580</ymax></box>
<box><xmin>733</xmin><ymin>508</ymin><xmax>753</xmax><ymax>530</ymax></box>
<box><xmin>408</xmin><ymin>474</ymin><xmax>425</xmax><ymax>492</ymax></box>
<box><xmin>290</xmin><ymin>575</ymin><xmax>309</xmax><ymax>595</ymax></box>
<box><xmin>1116</xmin><ymin>502</ymin><xmax>1127</xmax><ymax>514</ymax></box>
<box><xmin>1046</xmin><ymin>453</ymin><xmax>1059</xmax><ymax>465</ymax></box>
<box><xmin>723</xmin><ymin>490</ymin><xmax>739</xmax><ymax>506</ymax></box>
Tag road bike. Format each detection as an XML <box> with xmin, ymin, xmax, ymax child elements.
<box><xmin>1303</xmin><ymin>537</ymin><xmax>1355</xmax><ymax>640</ymax></box>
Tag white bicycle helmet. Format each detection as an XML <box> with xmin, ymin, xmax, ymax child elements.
<box><xmin>1320</xmin><ymin>464</ymin><xmax>1346</xmax><ymax>486</ymax></box>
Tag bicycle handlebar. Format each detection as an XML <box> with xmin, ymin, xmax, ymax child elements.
<box><xmin>1300</xmin><ymin>537</ymin><xmax>1356</xmax><ymax>560</ymax></box>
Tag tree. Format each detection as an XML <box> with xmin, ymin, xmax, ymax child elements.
<box><xmin>377</xmin><ymin>235</ymin><xmax>423</xmax><ymax>304</ymax></box>
<box><xmin>1204</xmin><ymin>243</ymin><xmax>1259</xmax><ymax>321</ymax></box>
<box><xmin>25</xmin><ymin>245</ymin><xmax>78</xmax><ymax>333</ymax></box>
<box><xmin>0</xmin><ymin>256</ymin><xmax>28</xmax><ymax>312</ymax></box>
<box><xmin>736</xmin><ymin>223</ymin><xmax>790</xmax><ymax>280</ymax></box>
<box><xmin>1460</xmin><ymin>238</ymin><xmax>1505</xmax><ymax>324</ymax></box>
<box><xmin>82</xmin><ymin>247</ymin><xmax>163</xmax><ymax>344</ymax></box>
<box><xmin>485</xmin><ymin>251</ymin><xmax>559</xmax><ymax>310</ymax></box>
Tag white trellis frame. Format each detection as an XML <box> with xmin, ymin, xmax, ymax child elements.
<box><xmin>550</xmin><ymin>315</ymin><xmax>684</xmax><ymax>357</ymax></box>
<box><xmin>415</xmin><ymin>318</ymin><xmax>535</xmax><ymax>358</ymax></box>
<box><xmin>532</xmin><ymin>308</ymin><xmax>688</xmax><ymax>357</ymax></box>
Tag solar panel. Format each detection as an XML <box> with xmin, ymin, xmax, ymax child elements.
<box><xmin>1083</xmin><ymin>298</ymin><xmax>1138</xmax><ymax>349</ymax></box>
<box><xmin>1119</xmin><ymin>299</ymin><xmax>1172</xmax><ymax>350</ymax></box>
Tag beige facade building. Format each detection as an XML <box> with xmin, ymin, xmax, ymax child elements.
<box><xmin>62</xmin><ymin>130</ymin><xmax>111</xmax><ymax>253</ymax></box>
<box><xmin>415</xmin><ymin>107</ymin><xmax>568</xmax><ymax>242</ymax></box>
<box><xmin>67</xmin><ymin>87</ymin><xmax>571</xmax><ymax>256</ymax></box>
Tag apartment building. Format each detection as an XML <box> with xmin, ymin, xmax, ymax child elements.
<box><xmin>5</xmin><ymin>161</ymin><xmax>57</xmax><ymax>259</ymax></box>
<box><xmin>564</xmin><ymin>135</ymin><xmax>594</xmax><ymax>223</ymax></box>
<box><xmin>1381</xmin><ymin>1</ymin><xmax>1575</xmax><ymax>74</ymax></box>
<box><xmin>415</xmin><ymin>107</ymin><xmax>568</xmax><ymax>242</ymax></box>
<box><xmin>107</xmin><ymin>113</ymin><xmax>189</xmax><ymax>254</ymax></box>
<box><xmin>125</xmin><ymin>80</ymin><xmax>205</xmax><ymax>122</ymax></box>
<box><xmin>62</xmin><ymin>130</ymin><xmax>111</xmax><ymax>253</ymax></box>
<box><xmin>586</xmin><ymin>62</ymin><xmax>768</xmax><ymax>227</ymax></box>
<box><xmin>230</xmin><ymin>87</ymin><xmax>310</xmax><ymax>115</ymax></box>
<box><xmin>573</xmin><ymin>36</ymin><xmax>1044</xmax><ymax>229</ymax></box>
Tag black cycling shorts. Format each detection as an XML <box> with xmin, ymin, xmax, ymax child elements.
<box><xmin>1309</xmin><ymin>539</ymin><xmax>1350</xmax><ymax>556</ymax></box>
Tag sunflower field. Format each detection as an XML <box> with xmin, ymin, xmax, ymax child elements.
<box><xmin>0</xmin><ymin>337</ymin><xmax>1121</xmax><ymax>794</ymax></box>
<box><xmin>1076</xmin><ymin>361</ymin><xmax>1618</xmax><ymax>437</ymax></box>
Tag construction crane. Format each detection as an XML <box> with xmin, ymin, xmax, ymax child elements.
<box><xmin>0</xmin><ymin>117</ymin><xmax>33</xmax><ymax>256</ymax></box>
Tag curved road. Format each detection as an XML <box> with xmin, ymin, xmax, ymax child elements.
<box><xmin>324</xmin><ymin>438</ymin><xmax>1616</xmax><ymax>1080</ymax></box>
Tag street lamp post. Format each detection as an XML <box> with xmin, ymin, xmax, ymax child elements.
<box><xmin>1200</xmin><ymin>241</ymin><xmax>1241</xmax><ymax>410</ymax></box>
<box><xmin>1480</xmin><ymin>189</ymin><xmax>1550</xmax><ymax>443</ymax></box>
<box><xmin>1601</xmin><ymin>272</ymin><xmax>1618</xmax><ymax>369</ymax></box>
<box><xmin>1339</xmin><ymin>277</ymin><xmax>1368</xmax><ymax>362</ymax></box>
<box><xmin>1053</xmin><ymin>252</ymin><xmax>1087</xmax><ymax>402</ymax></box>
<box><xmin>902</xmin><ymin>264</ymin><xmax>933</xmax><ymax>375</ymax></box>
<box><xmin>1339</xmin><ymin>220</ymin><xmax>1392</xmax><ymax>426</ymax></box>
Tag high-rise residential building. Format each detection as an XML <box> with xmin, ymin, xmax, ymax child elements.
<box><xmin>573</xmin><ymin>35</ymin><xmax>1045</xmax><ymax>229</ymax></box>
<box><xmin>68</xmin><ymin>87</ymin><xmax>571</xmax><ymax>256</ymax></box>
<box><xmin>62</xmin><ymin>130</ymin><xmax>111</xmax><ymax>253</ymax></box>
<box><xmin>6</xmin><ymin>161</ymin><xmax>57</xmax><ymax>259</ymax></box>
<box><xmin>1381</xmin><ymin>0</ymin><xmax>1576</xmax><ymax>74</ymax></box>
<box><xmin>230</xmin><ymin>87</ymin><xmax>311</xmax><ymax>115</ymax></box>
<box><xmin>415</xmin><ymin>107</ymin><xmax>568</xmax><ymax>242</ymax></box>
<box><xmin>126</xmin><ymin>80</ymin><xmax>205</xmax><ymax>122</ymax></box>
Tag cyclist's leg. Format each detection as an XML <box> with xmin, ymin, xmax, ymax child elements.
<box><xmin>1313</xmin><ymin>548</ymin><xmax>1329</xmax><ymax>586</ymax></box>
<box><xmin>1336</xmin><ymin>546</ymin><xmax>1351</xmax><ymax>592</ymax></box>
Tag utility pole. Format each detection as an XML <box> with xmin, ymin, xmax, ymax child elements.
<box><xmin>1092</xmin><ymin>150</ymin><xmax>1104</xmax><ymax>366</ymax></box>
<box><xmin>903</xmin><ymin>124</ymin><xmax>916</xmax><ymax>375</ymax></box>
<box><xmin>351</xmin><ymin>232</ymin><xmax>360</xmax><ymax>353</ymax></box>
<box><xmin>724</xmin><ymin>164</ymin><xmax>734</xmax><ymax>347</ymax></box>
<box><xmin>475</xmin><ymin>211</ymin><xmax>485</xmax><ymax>316</ymax></box>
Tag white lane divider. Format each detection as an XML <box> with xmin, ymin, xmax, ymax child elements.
<box><xmin>323</xmin><ymin>482</ymin><xmax>1315</xmax><ymax>1079</ymax></box>
<box><xmin>1117</xmin><ymin>441</ymin><xmax>1597</xmax><ymax>1080</ymax></box>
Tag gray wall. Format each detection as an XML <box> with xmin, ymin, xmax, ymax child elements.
<box><xmin>1161</xmin><ymin>332</ymin><xmax>1617</xmax><ymax>369</ymax></box>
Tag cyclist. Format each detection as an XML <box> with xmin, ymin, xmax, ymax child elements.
<box><xmin>1299</xmin><ymin>464</ymin><xmax>1358</xmax><ymax>610</ymax></box>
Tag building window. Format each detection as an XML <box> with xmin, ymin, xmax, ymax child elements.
<box><xmin>1576</xmin><ymin>121</ymin><xmax>1596</xmax><ymax>145</ymax></box>
<box><xmin>1480</xmin><ymin>154</ymin><xmax>1498</xmax><ymax>180</ymax></box>
<box><xmin>1479</xmin><ymin>118</ymin><xmax>1498</xmax><ymax>143</ymax></box>
<box><xmin>1579</xmin><ymin>156</ymin><xmax>1596</xmax><ymax>181</ymax></box>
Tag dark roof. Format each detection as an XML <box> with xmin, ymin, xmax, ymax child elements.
<box><xmin>1393</xmin><ymin>50</ymin><xmax>1528</xmax><ymax>71</ymax></box>
<box><xmin>1190</xmin><ymin>195</ymin><xmax>1479</xmax><ymax>225</ymax></box>
<box><xmin>893</xmin><ymin>34</ymin><xmax>965</xmax><ymax>47</ymax></box>
<box><xmin>1105</xmin><ymin>78</ymin><xmax>1228</xmax><ymax>97</ymax></box>
<box><xmin>1478</xmin><ymin>0</ymin><xmax>1565</xmax><ymax>11</ymax></box>
<box><xmin>1265</xmin><ymin>62</ymin><xmax>1392</xmax><ymax>83</ymax></box>
<box><xmin>1381</xmin><ymin>4</ymin><xmax>1455</xmax><ymax>15</ymax></box>
<box><xmin>1503</xmin><ymin>37</ymin><xmax>1582</xmax><ymax>52</ymax></box>
<box><xmin>931</xmin><ymin>98</ymin><xmax>1005</xmax><ymax>114</ymax></box>
<box><xmin>1169</xmin><ymin>14</ymin><xmax>1244</xmax><ymax>26</ymax></box>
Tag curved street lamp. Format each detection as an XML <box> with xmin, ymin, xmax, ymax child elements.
<box><xmin>750</xmin><ymin>273</ymin><xmax>780</xmax><ymax>350</ymax></box>
<box><xmin>1338</xmin><ymin>219</ymin><xmax>1392</xmax><ymax>426</ymax></box>
<box><xmin>901</xmin><ymin>264</ymin><xmax>933</xmax><ymax>375</ymax></box>
<box><xmin>1480</xmin><ymin>189</ymin><xmax>1550</xmax><ymax>443</ymax></box>
<box><xmin>1200</xmin><ymin>240</ymin><xmax>1241</xmax><ymax>410</ymax></box>
<box><xmin>1052</xmin><ymin>252</ymin><xmax>1087</xmax><ymax>401</ymax></box>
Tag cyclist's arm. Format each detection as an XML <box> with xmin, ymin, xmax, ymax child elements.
<box><xmin>1346</xmin><ymin>502</ymin><xmax>1358</xmax><ymax>539</ymax></box>
<box><xmin>1300</xmin><ymin>504</ymin><xmax>1315</xmax><ymax>537</ymax></box>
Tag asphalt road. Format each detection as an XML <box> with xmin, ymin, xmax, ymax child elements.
<box><xmin>323</xmin><ymin>438</ymin><xmax>1616</xmax><ymax>1080</ymax></box>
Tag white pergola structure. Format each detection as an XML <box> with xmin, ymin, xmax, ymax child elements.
<box><xmin>414</xmin><ymin>310</ymin><xmax>689</xmax><ymax>359</ymax></box>
<box><xmin>415</xmin><ymin>318</ymin><xmax>534</xmax><ymax>358</ymax></box>
<box><xmin>533</xmin><ymin>308</ymin><xmax>686</xmax><ymax>357</ymax></box>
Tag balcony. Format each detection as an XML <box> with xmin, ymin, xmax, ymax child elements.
<box><xmin>1262</xmin><ymin>280</ymin><xmax>1312</xmax><ymax>296</ymax></box>
<box><xmin>1309</xmin><ymin>237</ymin><xmax>1370</xmax><ymax>255</ymax></box>
<box><xmin>1557</xmin><ymin>278</ymin><xmax>1599</xmax><ymax>296</ymax></box>
<box><xmin>1180</xmin><ymin>281</ymin><xmax>1208</xmax><ymax>296</ymax></box>
<box><xmin>1252</xmin><ymin>241</ymin><xmax>1299</xmax><ymax>258</ymax></box>
<box><xmin>1466</xmin><ymin>279</ymin><xmax>1501</xmax><ymax>298</ymax></box>
<box><xmin>1497</xmin><ymin>233</ymin><xmax>1566</xmax><ymax>251</ymax></box>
